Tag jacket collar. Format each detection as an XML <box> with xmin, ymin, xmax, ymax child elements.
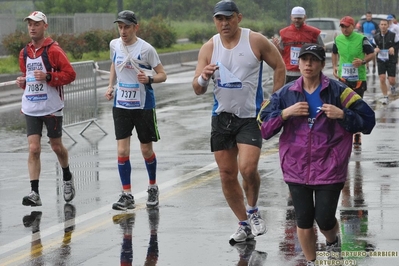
<box><xmin>289</xmin><ymin>72</ymin><xmax>330</xmax><ymax>92</ymax></box>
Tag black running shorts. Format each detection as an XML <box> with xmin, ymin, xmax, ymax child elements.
<box><xmin>210</xmin><ymin>112</ymin><xmax>262</xmax><ymax>152</ymax></box>
<box><xmin>25</xmin><ymin>114</ymin><xmax>63</xmax><ymax>138</ymax></box>
<box><xmin>112</xmin><ymin>107</ymin><xmax>160</xmax><ymax>143</ymax></box>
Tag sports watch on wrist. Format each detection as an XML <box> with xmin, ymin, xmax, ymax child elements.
<box><xmin>361</xmin><ymin>60</ymin><xmax>366</xmax><ymax>65</ymax></box>
<box><xmin>147</xmin><ymin>76</ymin><xmax>153</xmax><ymax>84</ymax></box>
<box><xmin>46</xmin><ymin>73</ymin><xmax>52</xmax><ymax>82</ymax></box>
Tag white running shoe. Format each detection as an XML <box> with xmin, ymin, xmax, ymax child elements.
<box><xmin>248</xmin><ymin>211</ymin><xmax>267</xmax><ymax>236</ymax></box>
<box><xmin>379</xmin><ymin>97</ymin><xmax>389</xmax><ymax>105</ymax></box>
<box><xmin>22</xmin><ymin>191</ymin><xmax>42</xmax><ymax>206</ymax></box>
<box><xmin>229</xmin><ymin>224</ymin><xmax>254</xmax><ymax>243</ymax></box>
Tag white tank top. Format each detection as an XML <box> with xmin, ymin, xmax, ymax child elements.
<box><xmin>21</xmin><ymin>56</ymin><xmax>63</xmax><ymax>116</ymax></box>
<box><xmin>211</xmin><ymin>28</ymin><xmax>263</xmax><ymax>118</ymax></box>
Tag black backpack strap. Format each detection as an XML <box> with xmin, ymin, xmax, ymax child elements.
<box><xmin>23</xmin><ymin>41</ymin><xmax>56</xmax><ymax>72</ymax></box>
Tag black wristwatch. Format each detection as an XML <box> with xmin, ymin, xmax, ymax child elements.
<box><xmin>46</xmin><ymin>73</ymin><xmax>52</xmax><ymax>82</ymax></box>
<box><xmin>147</xmin><ymin>76</ymin><xmax>153</xmax><ymax>84</ymax></box>
<box><xmin>361</xmin><ymin>60</ymin><xmax>366</xmax><ymax>65</ymax></box>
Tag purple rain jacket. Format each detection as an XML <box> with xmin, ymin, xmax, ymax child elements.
<box><xmin>257</xmin><ymin>73</ymin><xmax>375</xmax><ymax>185</ymax></box>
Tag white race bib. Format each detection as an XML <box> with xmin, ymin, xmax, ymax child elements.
<box><xmin>342</xmin><ymin>63</ymin><xmax>359</xmax><ymax>81</ymax></box>
<box><xmin>378</xmin><ymin>49</ymin><xmax>389</xmax><ymax>60</ymax></box>
<box><xmin>25</xmin><ymin>76</ymin><xmax>48</xmax><ymax>102</ymax></box>
<box><xmin>290</xmin><ymin>47</ymin><xmax>301</xmax><ymax>66</ymax></box>
<box><xmin>116</xmin><ymin>82</ymin><xmax>141</xmax><ymax>108</ymax></box>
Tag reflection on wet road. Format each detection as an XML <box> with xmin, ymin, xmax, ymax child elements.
<box><xmin>0</xmin><ymin>66</ymin><xmax>399</xmax><ymax>265</ymax></box>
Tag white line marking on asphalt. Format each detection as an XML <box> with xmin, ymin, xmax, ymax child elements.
<box><xmin>0</xmin><ymin>161</ymin><xmax>217</xmax><ymax>256</ymax></box>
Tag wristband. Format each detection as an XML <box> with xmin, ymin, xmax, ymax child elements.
<box><xmin>197</xmin><ymin>75</ymin><xmax>210</xmax><ymax>87</ymax></box>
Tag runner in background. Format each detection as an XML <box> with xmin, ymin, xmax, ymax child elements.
<box><xmin>359</xmin><ymin>11</ymin><xmax>379</xmax><ymax>74</ymax></box>
<box><xmin>272</xmin><ymin>6</ymin><xmax>324</xmax><ymax>84</ymax></box>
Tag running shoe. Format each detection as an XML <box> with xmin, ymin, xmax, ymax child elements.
<box><xmin>112</xmin><ymin>192</ymin><xmax>135</xmax><ymax>211</ymax></box>
<box><xmin>248</xmin><ymin>211</ymin><xmax>267</xmax><ymax>236</ymax></box>
<box><xmin>146</xmin><ymin>185</ymin><xmax>159</xmax><ymax>208</ymax></box>
<box><xmin>391</xmin><ymin>86</ymin><xmax>396</xmax><ymax>95</ymax></box>
<box><xmin>229</xmin><ymin>223</ymin><xmax>254</xmax><ymax>244</ymax></box>
<box><xmin>63</xmin><ymin>176</ymin><xmax>75</xmax><ymax>202</ymax></box>
<box><xmin>22</xmin><ymin>191</ymin><xmax>42</xmax><ymax>207</ymax></box>
<box><xmin>379</xmin><ymin>97</ymin><xmax>389</xmax><ymax>105</ymax></box>
<box><xmin>326</xmin><ymin>235</ymin><xmax>342</xmax><ymax>259</ymax></box>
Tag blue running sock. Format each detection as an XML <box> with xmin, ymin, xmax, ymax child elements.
<box><xmin>118</xmin><ymin>156</ymin><xmax>131</xmax><ymax>190</ymax></box>
<box><xmin>144</xmin><ymin>153</ymin><xmax>157</xmax><ymax>185</ymax></box>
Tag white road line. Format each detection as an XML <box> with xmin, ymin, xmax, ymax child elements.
<box><xmin>0</xmin><ymin>161</ymin><xmax>217</xmax><ymax>256</ymax></box>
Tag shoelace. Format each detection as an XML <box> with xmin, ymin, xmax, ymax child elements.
<box><xmin>29</xmin><ymin>191</ymin><xmax>38</xmax><ymax>199</ymax></box>
<box><xmin>118</xmin><ymin>194</ymin><xmax>128</xmax><ymax>203</ymax></box>
<box><xmin>250</xmin><ymin>213</ymin><xmax>261</xmax><ymax>225</ymax></box>
<box><xmin>147</xmin><ymin>188</ymin><xmax>158</xmax><ymax>201</ymax></box>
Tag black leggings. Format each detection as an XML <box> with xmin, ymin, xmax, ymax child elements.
<box><xmin>288</xmin><ymin>183</ymin><xmax>344</xmax><ymax>230</ymax></box>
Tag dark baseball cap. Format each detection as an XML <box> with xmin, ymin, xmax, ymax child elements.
<box><xmin>213</xmin><ymin>0</ymin><xmax>239</xmax><ymax>17</ymax></box>
<box><xmin>298</xmin><ymin>43</ymin><xmax>326</xmax><ymax>61</ymax></box>
<box><xmin>114</xmin><ymin>10</ymin><xmax>137</xmax><ymax>25</ymax></box>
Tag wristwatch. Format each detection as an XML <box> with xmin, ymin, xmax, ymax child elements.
<box><xmin>46</xmin><ymin>73</ymin><xmax>52</xmax><ymax>82</ymax></box>
<box><xmin>361</xmin><ymin>60</ymin><xmax>366</xmax><ymax>65</ymax></box>
<box><xmin>147</xmin><ymin>76</ymin><xmax>153</xmax><ymax>84</ymax></box>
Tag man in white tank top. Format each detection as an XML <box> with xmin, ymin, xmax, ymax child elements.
<box><xmin>192</xmin><ymin>0</ymin><xmax>285</xmax><ymax>245</ymax></box>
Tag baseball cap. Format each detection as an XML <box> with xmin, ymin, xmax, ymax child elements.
<box><xmin>23</xmin><ymin>11</ymin><xmax>47</xmax><ymax>24</ymax></box>
<box><xmin>213</xmin><ymin>0</ymin><xmax>240</xmax><ymax>17</ymax></box>
<box><xmin>114</xmin><ymin>10</ymin><xmax>138</xmax><ymax>25</ymax></box>
<box><xmin>298</xmin><ymin>43</ymin><xmax>326</xmax><ymax>61</ymax></box>
<box><xmin>340</xmin><ymin>16</ymin><xmax>355</xmax><ymax>27</ymax></box>
<box><xmin>387</xmin><ymin>14</ymin><xmax>394</xmax><ymax>21</ymax></box>
<box><xmin>291</xmin><ymin>6</ymin><xmax>306</xmax><ymax>18</ymax></box>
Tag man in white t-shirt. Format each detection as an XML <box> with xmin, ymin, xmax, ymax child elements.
<box><xmin>105</xmin><ymin>10</ymin><xmax>167</xmax><ymax>211</ymax></box>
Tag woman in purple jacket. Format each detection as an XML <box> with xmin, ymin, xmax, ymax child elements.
<box><xmin>257</xmin><ymin>43</ymin><xmax>375</xmax><ymax>266</ymax></box>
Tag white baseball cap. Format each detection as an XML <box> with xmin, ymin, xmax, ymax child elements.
<box><xmin>291</xmin><ymin>6</ymin><xmax>306</xmax><ymax>18</ymax></box>
<box><xmin>24</xmin><ymin>11</ymin><xmax>47</xmax><ymax>24</ymax></box>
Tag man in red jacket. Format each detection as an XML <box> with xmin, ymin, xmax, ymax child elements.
<box><xmin>272</xmin><ymin>6</ymin><xmax>325</xmax><ymax>85</ymax></box>
<box><xmin>16</xmin><ymin>11</ymin><xmax>76</xmax><ymax>207</ymax></box>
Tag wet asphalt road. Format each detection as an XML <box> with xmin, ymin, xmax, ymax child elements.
<box><xmin>0</xmin><ymin>61</ymin><xmax>399</xmax><ymax>266</ymax></box>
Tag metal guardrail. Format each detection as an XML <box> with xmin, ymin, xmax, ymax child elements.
<box><xmin>0</xmin><ymin>61</ymin><xmax>107</xmax><ymax>143</ymax></box>
<box><xmin>63</xmin><ymin>61</ymin><xmax>107</xmax><ymax>143</ymax></box>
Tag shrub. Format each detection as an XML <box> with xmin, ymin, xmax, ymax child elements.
<box><xmin>187</xmin><ymin>26</ymin><xmax>216</xmax><ymax>44</ymax></box>
<box><xmin>138</xmin><ymin>15</ymin><xmax>177</xmax><ymax>49</ymax></box>
<box><xmin>2</xmin><ymin>21</ymin><xmax>177</xmax><ymax>60</ymax></box>
<box><xmin>261</xmin><ymin>22</ymin><xmax>286</xmax><ymax>38</ymax></box>
<box><xmin>52</xmin><ymin>33</ymin><xmax>86</xmax><ymax>59</ymax></box>
<box><xmin>2</xmin><ymin>31</ymin><xmax>31</xmax><ymax>58</ymax></box>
